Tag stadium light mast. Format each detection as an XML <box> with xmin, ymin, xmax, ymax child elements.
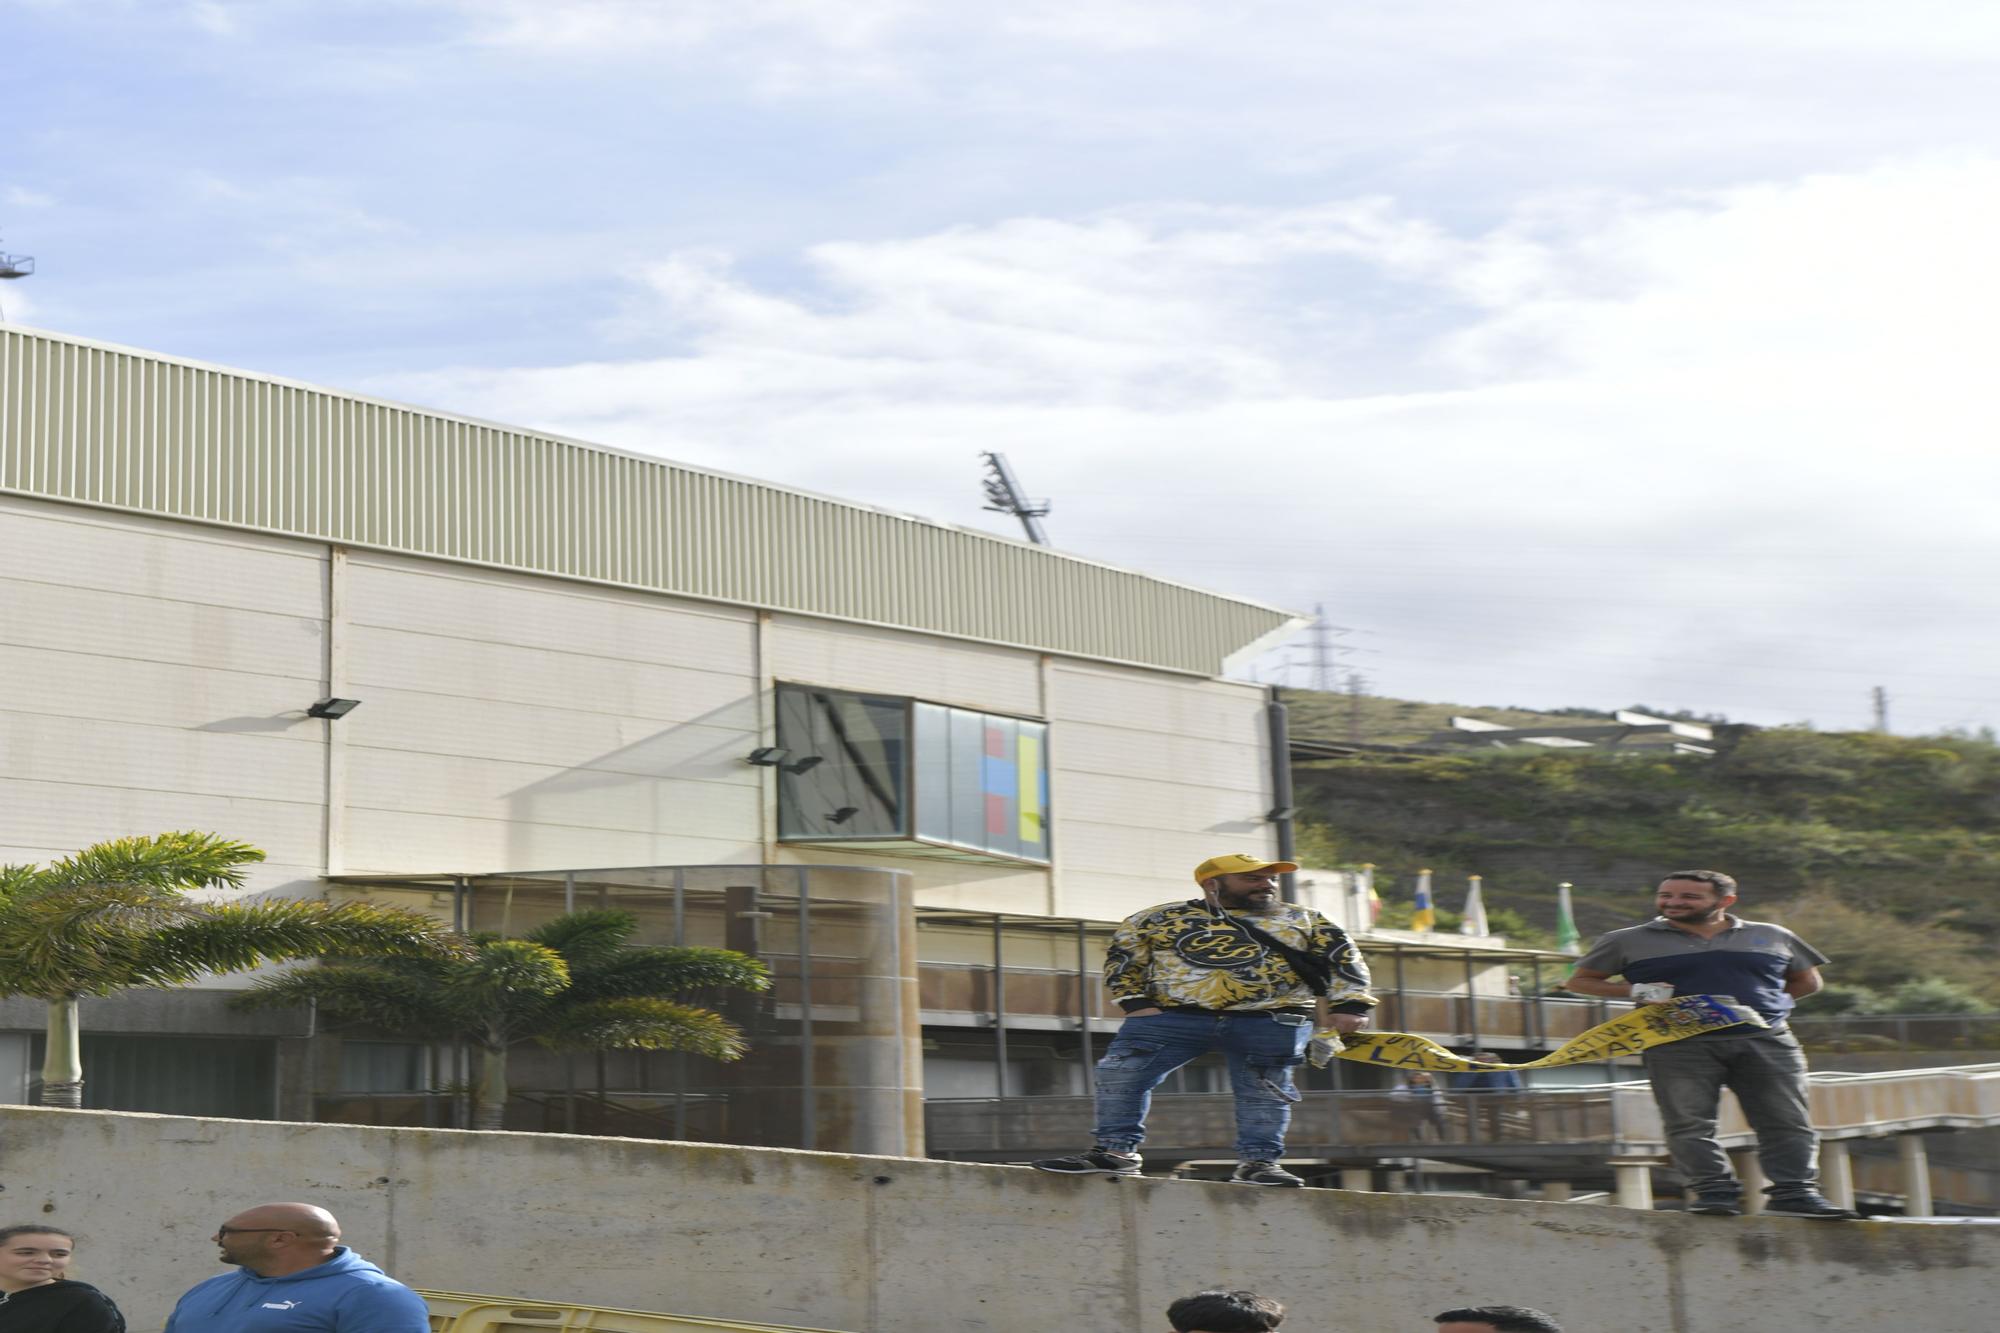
<box><xmin>0</xmin><ymin>234</ymin><xmax>33</xmax><ymax>322</ymax></box>
<box><xmin>978</xmin><ymin>451</ymin><xmax>1052</xmax><ymax>546</ymax></box>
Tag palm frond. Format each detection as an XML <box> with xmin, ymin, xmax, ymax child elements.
<box><xmin>568</xmin><ymin>945</ymin><xmax>769</xmax><ymax>1001</ymax></box>
<box><xmin>526</xmin><ymin>909</ymin><xmax>637</xmax><ymax>966</ymax></box>
<box><xmin>126</xmin><ymin>900</ymin><xmax>462</xmax><ymax>988</ymax></box>
<box><xmin>442</xmin><ymin>938</ymin><xmax>570</xmax><ymax>1008</ymax></box>
<box><xmin>0</xmin><ymin>865</ymin><xmax>42</xmax><ymax>906</ymax></box>
<box><xmin>536</xmin><ymin>996</ymin><xmax>749</xmax><ymax>1060</ymax></box>
<box><xmin>0</xmin><ymin>881</ymin><xmax>202</xmax><ymax>997</ymax></box>
<box><xmin>25</xmin><ymin>832</ymin><xmax>265</xmax><ymax>898</ymax></box>
<box><xmin>232</xmin><ymin>962</ymin><xmax>473</xmax><ymax>1039</ymax></box>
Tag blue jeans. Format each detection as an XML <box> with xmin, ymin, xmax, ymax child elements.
<box><xmin>1092</xmin><ymin>1009</ymin><xmax>1312</xmax><ymax>1161</ymax></box>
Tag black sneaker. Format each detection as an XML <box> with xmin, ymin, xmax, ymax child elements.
<box><xmin>1764</xmin><ymin>1194</ymin><xmax>1857</xmax><ymax>1220</ymax></box>
<box><xmin>1232</xmin><ymin>1160</ymin><xmax>1305</xmax><ymax>1187</ymax></box>
<box><xmin>1687</xmin><ymin>1194</ymin><xmax>1743</xmax><ymax>1216</ymax></box>
<box><xmin>1032</xmin><ymin>1148</ymin><xmax>1141</xmax><ymax>1177</ymax></box>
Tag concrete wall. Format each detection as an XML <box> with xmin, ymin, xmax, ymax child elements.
<box><xmin>4</xmin><ymin>1107</ymin><xmax>1992</xmax><ymax>1333</ymax></box>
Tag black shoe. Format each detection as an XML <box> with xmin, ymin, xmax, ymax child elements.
<box><xmin>1765</xmin><ymin>1194</ymin><xmax>1857</xmax><ymax>1220</ymax></box>
<box><xmin>1032</xmin><ymin>1148</ymin><xmax>1141</xmax><ymax>1177</ymax></box>
<box><xmin>1232</xmin><ymin>1160</ymin><xmax>1305</xmax><ymax>1187</ymax></box>
<box><xmin>1687</xmin><ymin>1194</ymin><xmax>1742</xmax><ymax>1216</ymax></box>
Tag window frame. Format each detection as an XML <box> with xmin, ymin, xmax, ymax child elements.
<box><xmin>772</xmin><ymin>681</ymin><xmax>1054</xmax><ymax>867</ymax></box>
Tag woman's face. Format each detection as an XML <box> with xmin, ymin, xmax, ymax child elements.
<box><xmin>0</xmin><ymin>1233</ymin><xmax>73</xmax><ymax>1291</ymax></box>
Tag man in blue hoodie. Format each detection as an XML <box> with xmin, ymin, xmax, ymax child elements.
<box><xmin>165</xmin><ymin>1202</ymin><xmax>431</xmax><ymax>1332</ymax></box>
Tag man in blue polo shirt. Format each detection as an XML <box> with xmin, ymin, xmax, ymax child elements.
<box><xmin>1565</xmin><ymin>869</ymin><xmax>1854</xmax><ymax>1219</ymax></box>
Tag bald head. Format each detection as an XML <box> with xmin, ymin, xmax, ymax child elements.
<box><xmin>214</xmin><ymin>1203</ymin><xmax>342</xmax><ymax>1276</ymax></box>
<box><xmin>230</xmin><ymin>1203</ymin><xmax>339</xmax><ymax>1237</ymax></box>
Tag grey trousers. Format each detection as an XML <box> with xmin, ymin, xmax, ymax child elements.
<box><xmin>1640</xmin><ymin>1027</ymin><xmax>1818</xmax><ymax>1199</ymax></box>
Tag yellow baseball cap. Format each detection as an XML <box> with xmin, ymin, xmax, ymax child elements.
<box><xmin>1193</xmin><ymin>853</ymin><xmax>1299</xmax><ymax>885</ymax></box>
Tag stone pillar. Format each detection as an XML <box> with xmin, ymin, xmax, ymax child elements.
<box><xmin>1820</xmin><ymin>1140</ymin><xmax>1855</xmax><ymax>1211</ymax></box>
<box><xmin>1540</xmin><ymin>1180</ymin><xmax>1572</xmax><ymax>1202</ymax></box>
<box><xmin>1382</xmin><ymin>1169</ymin><xmax>1409</xmax><ymax>1193</ymax></box>
<box><xmin>1339</xmin><ymin>1168</ymin><xmax>1374</xmax><ymax>1192</ymax></box>
<box><xmin>716</xmin><ymin>869</ymin><xmax>923</xmax><ymax>1157</ymax></box>
<box><xmin>1898</xmin><ymin>1134</ymin><xmax>1933</xmax><ymax>1218</ymax></box>
<box><xmin>1612</xmin><ymin>1160</ymin><xmax>1654</xmax><ymax>1210</ymax></box>
<box><xmin>1730</xmin><ymin>1148</ymin><xmax>1767</xmax><ymax>1214</ymax></box>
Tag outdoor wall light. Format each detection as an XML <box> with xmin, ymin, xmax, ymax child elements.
<box><xmin>307</xmin><ymin>698</ymin><xmax>363</xmax><ymax>720</ymax></box>
<box><xmin>1266</xmin><ymin>805</ymin><xmax>1298</xmax><ymax>822</ymax></box>
<box><xmin>746</xmin><ymin>747</ymin><xmax>791</xmax><ymax>766</ymax></box>
<box><xmin>784</xmin><ymin>754</ymin><xmax>824</xmax><ymax>774</ymax></box>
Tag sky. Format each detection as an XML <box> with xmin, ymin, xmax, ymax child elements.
<box><xmin>8</xmin><ymin>1</ymin><xmax>2000</xmax><ymax>735</ymax></box>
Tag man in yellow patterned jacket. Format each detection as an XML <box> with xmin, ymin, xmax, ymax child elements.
<box><xmin>1033</xmin><ymin>853</ymin><xmax>1376</xmax><ymax>1187</ymax></box>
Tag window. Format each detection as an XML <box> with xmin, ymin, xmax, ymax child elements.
<box><xmin>338</xmin><ymin>1041</ymin><xmax>433</xmax><ymax>1093</ymax></box>
<box><xmin>775</xmin><ymin>684</ymin><xmax>1051</xmax><ymax>865</ymax></box>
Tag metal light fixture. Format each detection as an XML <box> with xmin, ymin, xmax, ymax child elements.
<box><xmin>746</xmin><ymin>747</ymin><xmax>791</xmax><ymax>766</ymax></box>
<box><xmin>307</xmin><ymin>698</ymin><xmax>362</xmax><ymax>720</ymax></box>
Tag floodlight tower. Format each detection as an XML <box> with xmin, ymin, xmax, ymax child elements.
<box><xmin>0</xmin><ymin>235</ymin><xmax>32</xmax><ymax>322</ymax></box>
<box><xmin>978</xmin><ymin>451</ymin><xmax>1052</xmax><ymax>546</ymax></box>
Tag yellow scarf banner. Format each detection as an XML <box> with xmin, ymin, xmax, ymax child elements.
<box><xmin>1314</xmin><ymin>994</ymin><xmax>1767</xmax><ymax>1072</ymax></box>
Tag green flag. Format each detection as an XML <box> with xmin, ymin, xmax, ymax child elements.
<box><xmin>1555</xmin><ymin>882</ymin><xmax>1581</xmax><ymax>953</ymax></box>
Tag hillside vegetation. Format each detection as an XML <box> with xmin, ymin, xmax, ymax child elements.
<box><xmin>1287</xmin><ymin>692</ymin><xmax>2000</xmax><ymax>1005</ymax></box>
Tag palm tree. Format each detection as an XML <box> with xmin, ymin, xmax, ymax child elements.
<box><xmin>234</xmin><ymin>908</ymin><xmax>770</xmax><ymax>1130</ymax></box>
<box><xmin>0</xmin><ymin>831</ymin><xmax>464</xmax><ymax>1108</ymax></box>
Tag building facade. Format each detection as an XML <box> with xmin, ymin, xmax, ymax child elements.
<box><xmin>0</xmin><ymin>323</ymin><xmax>1305</xmax><ymax>1151</ymax></box>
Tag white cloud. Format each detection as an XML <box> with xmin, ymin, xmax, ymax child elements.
<box><xmin>371</xmin><ymin>157</ymin><xmax>2000</xmax><ymax>731</ymax></box>
<box><xmin>4</xmin><ymin>186</ymin><xmax>56</xmax><ymax>210</ymax></box>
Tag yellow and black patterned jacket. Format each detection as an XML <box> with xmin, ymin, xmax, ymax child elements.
<box><xmin>1104</xmin><ymin>900</ymin><xmax>1377</xmax><ymax>1014</ymax></box>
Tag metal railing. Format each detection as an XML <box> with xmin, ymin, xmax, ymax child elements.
<box><xmin>314</xmin><ymin>1090</ymin><xmax>730</xmax><ymax>1139</ymax></box>
<box><xmin>926</xmin><ymin>1064</ymin><xmax>2000</xmax><ymax>1162</ymax></box>
<box><xmin>1790</xmin><ymin>1012</ymin><xmax>2000</xmax><ymax>1052</ymax></box>
<box><xmin>926</xmin><ymin>1088</ymin><xmax>1618</xmax><ymax>1161</ymax></box>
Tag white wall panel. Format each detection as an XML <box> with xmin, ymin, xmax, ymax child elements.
<box><xmin>1049</xmin><ymin>722</ymin><xmax>1266</xmax><ymax>792</ymax></box>
<box><xmin>1045</xmin><ymin>664</ymin><xmax>1265</xmax><ymax>741</ymax></box>
<box><xmin>0</xmin><ymin>495</ymin><xmax>324</xmax><ymax>616</ymax></box>
<box><xmin>1037</xmin><ymin>663</ymin><xmax>1273</xmax><ymax>919</ymax></box>
<box><xmin>1</xmin><ymin>578</ymin><xmax>325</xmax><ymax>677</ymax></box>
<box><xmin>346</xmin><ymin>625</ymin><xmax>751</xmax><ymax>721</ymax></box>
<box><xmin>1054</xmin><ymin>771</ymin><xmax>1271</xmax><ymax>834</ymax></box>
<box><xmin>0</xmin><ymin>776</ymin><xmax>325</xmax><ymax>872</ymax></box>
<box><xmin>344</xmin><ymin>555</ymin><xmax>755</xmax><ymax>670</ymax></box>
<box><xmin>1055</xmin><ymin>869</ymin><xmax>1207</xmax><ymax>923</ymax></box>
<box><xmin>0</xmin><ymin>645</ymin><xmax>326</xmax><ymax>733</ymax></box>
<box><xmin>342</xmin><ymin>808</ymin><xmax>759</xmax><ymax>876</ymax></box>
<box><xmin>0</xmin><ymin>714</ymin><xmax>324</xmax><ymax>805</ymax></box>
<box><xmin>768</xmin><ymin>616</ymin><xmax>1042</xmax><ymax>716</ymax></box>
<box><xmin>345</xmin><ymin>748</ymin><xmax>759</xmax><ymax>836</ymax></box>
<box><xmin>341</xmin><ymin>688</ymin><xmax>759</xmax><ymax>781</ymax></box>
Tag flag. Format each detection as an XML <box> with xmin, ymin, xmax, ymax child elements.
<box><xmin>1460</xmin><ymin>875</ymin><xmax>1490</xmax><ymax>937</ymax></box>
<box><xmin>1411</xmin><ymin>868</ymin><xmax>1435</xmax><ymax>932</ymax></box>
<box><xmin>1555</xmin><ymin>882</ymin><xmax>1582</xmax><ymax>953</ymax></box>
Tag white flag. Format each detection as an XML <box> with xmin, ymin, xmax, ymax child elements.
<box><xmin>1460</xmin><ymin>875</ymin><xmax>1491</xmax><ymax>937</ymax></box>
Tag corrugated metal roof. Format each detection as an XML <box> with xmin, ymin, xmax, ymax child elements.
<box><xmin>0</xmin><ymin>324</ymin><xmax>1301</xmax><ymax>675</ymax></box>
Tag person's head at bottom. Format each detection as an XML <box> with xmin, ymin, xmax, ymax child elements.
<box><xmin>1434</xmin><ymin>1306</ymin><xmax>1563</xmax><ymax>1333</ymax></box>
<box><xmin>1169</xmin><ymin>1290</ymin><xmax>1284</xmax><ymax>1332</ymax></box>
<box><xmin>0</xmin><ymin>1225</ymin><xmax>76</xmax><ymax>1293</ymax></box>
<box><xmin>212</xmin><ymin>1203</ymin><xmax>342</xmax><ymax>1276</ymax></box>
